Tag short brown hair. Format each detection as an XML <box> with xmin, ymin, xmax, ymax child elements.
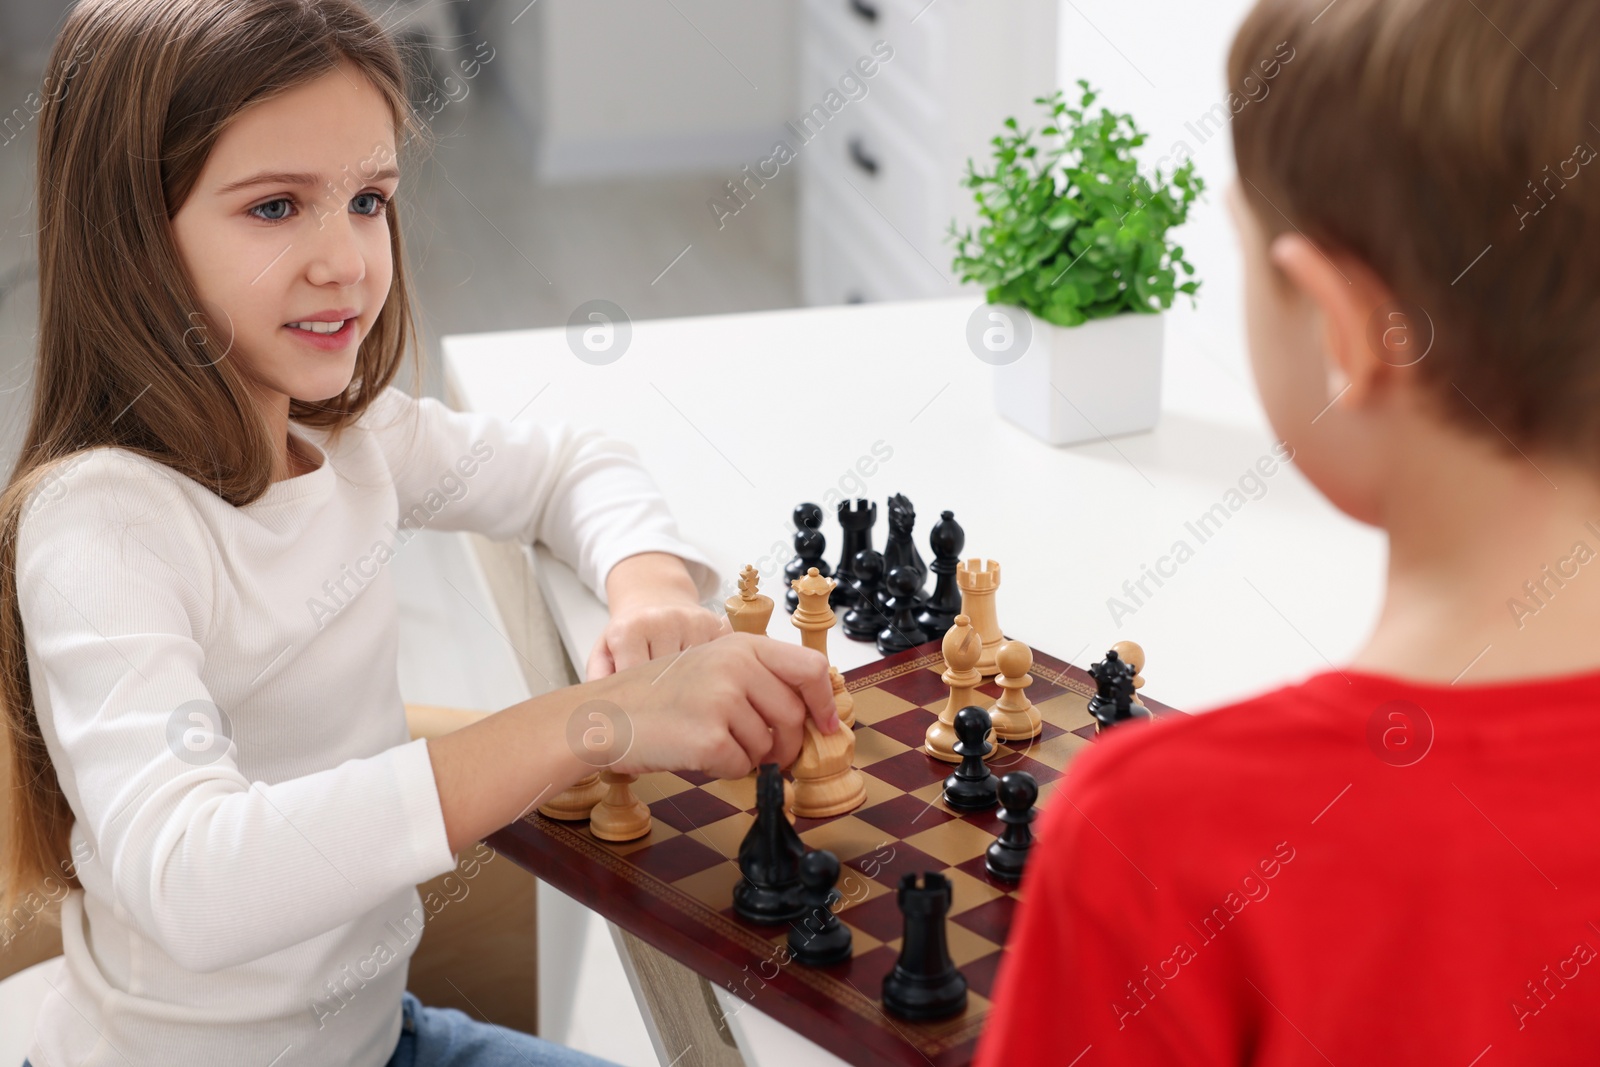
<box><xmin>1230</xmin><ymin>0</ymin><xmax>1600</xmax><ymax>463</ymax></box>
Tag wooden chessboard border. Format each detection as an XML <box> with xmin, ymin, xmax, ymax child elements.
<box><xmin>843</xmin><ymin>648</ymin><xmax>949</xmax><ymax>692</ymax></box>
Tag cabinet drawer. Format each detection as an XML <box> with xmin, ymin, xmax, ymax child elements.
<box><xmin>800</xmin><ymin>162</ymin><xmax>955</xmax><ymax>304</ymax></box>
<box><xmin>800</xmin><ymin>49</ymin><xmax>946</xmax><ymax>260</ymax></box>
<box><xmin>803</xmin><ymin>0</ymin><xmax>941</xmax><ymax>96</ymax></box>
<box><xmin>800</xmin><ymin>4</ymin><xmax>940</xmax><ymax>140</ymax></box>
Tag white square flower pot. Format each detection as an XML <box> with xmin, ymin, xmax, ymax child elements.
<box><xmin>984</xmin><ymin>305</ymin><xmax>1165</xmax><ymax>446</ymax></box>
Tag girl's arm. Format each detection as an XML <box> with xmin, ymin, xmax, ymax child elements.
<box><xmin>18</xmin><ymin>453</ymin><xmax>835</xmax><ymax>971</ymax></box>
<box><xmin>364</xmin><ymin>386</ymin><xmax>719</xmax><ymax>607</ymax></box>
<box><xmin>366</xmin><ymin>386</ymin><xmax>727</xmax><ymax>677</ymax></box>
<box><xmin>426</xmin><ymin>633</ymin><xmax>835</xmax><ymax>855</ymax></box>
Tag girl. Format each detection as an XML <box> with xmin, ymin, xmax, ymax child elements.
<box><xmin>0</xmin><ymin>2</ymin><xmax>835</xmax><ymax>1065</ymax></box>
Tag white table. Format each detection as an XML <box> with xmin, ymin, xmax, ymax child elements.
<box><xmin>442</xmin><ymin>296</ymin><xmax>1386</xmax><ymax>1065</ymax></box>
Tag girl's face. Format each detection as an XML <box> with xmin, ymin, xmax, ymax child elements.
<box><xmin>170</xmin><ymin>61</ymin><xmax>399</xmax><ymax>412</ymax></box>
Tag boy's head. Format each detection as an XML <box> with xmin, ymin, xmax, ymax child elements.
<box><xmin>1227</xmin><ymin>0</ymin><xmax>1600</xmax><ymax>522</ymax></box>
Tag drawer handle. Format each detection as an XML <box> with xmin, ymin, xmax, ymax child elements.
<box><xmin>848</xmin><ymin>0</ymin><xmax>879</xmax><ymax>22</ymax></box>
<box><xmin>848</xmin><ymin>137</ymin><xmax>880</xmax><ymax>177</ymax></box>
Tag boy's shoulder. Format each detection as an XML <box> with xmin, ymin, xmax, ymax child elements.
<box><xmin>1061</xmin><ymin>672</ymin><xmax>1371</xmax><ymax>820</ymax></box>
<box><xmin>1060</xmin><ymin>663</ymin><xmax>1600</xmax><ymax>842</ymax></box>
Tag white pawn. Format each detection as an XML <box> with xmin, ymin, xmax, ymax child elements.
<box><xmin>989</xmin><ymin>640</ymin><xmax>1041</xmax><ymax>741</ymax></box>
<box><xmin>590</xmin><ymin>771</ymin><xmax>651</xmax><ymax>842</ymax></box>
<box><xmin>1113</xmin><ymin>640</ymin><xmax>1147</xmax><ymax>706</ymax></box>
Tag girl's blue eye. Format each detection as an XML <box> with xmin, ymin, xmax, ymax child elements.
<box><xmin>247</xmin><ymin>192</ymin><xmax>391</xmax><ymax>222</ymax></box>
<box><xmin>251</xmin><ymin>198</ymin><xmax>292</xmax><ymax>222</ymax></box>
<box><xmin>352</xmin><ymin>192</ymin><xmax>390</xmax><ymax>217</ymax></box>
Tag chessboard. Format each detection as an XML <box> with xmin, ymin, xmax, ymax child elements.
<box><xmin>486</xmin><ymin>639</ymin><xmax>1181</xmax><ymax>1067</ymax></box>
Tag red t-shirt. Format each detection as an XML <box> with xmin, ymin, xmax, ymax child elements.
<box><xmin>976</xmin><ymin>667</ymin><xmax>1600</xmax><ymax>1066</ymax></box>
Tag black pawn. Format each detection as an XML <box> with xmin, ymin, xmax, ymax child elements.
<box><xmin>733</xmin><ymin>764</ymin><xmax>806</xmax><ymax>923</ymax></box>
<box><xmin>985</xmin><ymin>772</ymin><xmax>1038</xmax><ymax>883</ymax></box>
<box><xmin>876</xmin><ymin>565</ymin><xmax>931</xmax><ymax>656</ymax></box>
<box><xmin>882</xmin><ymin>494</ymin><xmax>929</xmax><ymax>588</ymax></box>
<box><xmin>843</xmin><ymin>549</ymin><xmax>888</xmax><ymax>641</ymax></box>
<box><xmin>917</xmin><ymin>510</ymin><xmax>964</xmax><ymax>639</ymax></box>
<box><xmin>831</xmin><ymin>499</ymin><xmax>876</xmax><ymax>611</ymax></box>
<box><xmin>782</xmin><ymin>504</ymin><xmax>826</xmax><ymax>587</ymax></box>
<box><xmin>881</xmin><ymin>872</ymin><xmax>967</xmax><ymax>1021</ymax></box>
<box><xmin>942</xmin><ymin>705</ymin><xmax>997</xmax><ymax>810</ymax></box>
<box><xmin>783</xmin><ymin>504</ymin><xmax>831</xmax><ymax>614</ymax></box>
<box><xmin>788</xmin><ymin>849</ymin><xmax>853</xmax><ymax>966</ymax></box>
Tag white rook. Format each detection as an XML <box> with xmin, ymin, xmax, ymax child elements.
<box><xmin>956</xmin><ymin>559</ymin><xmax>1003</xmax><ymax>677</ymax></box>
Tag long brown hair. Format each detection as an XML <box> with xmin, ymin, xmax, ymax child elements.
<box><xmin>0</xmin><ymin>0</ymin><xmax>432</xmax><ymax>922</ymax></box>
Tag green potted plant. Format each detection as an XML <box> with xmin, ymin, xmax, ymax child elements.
<box><xmin>949</xmin><ymin>81</ymin><xmax>1204</xmax><ymax>445</ymax></box>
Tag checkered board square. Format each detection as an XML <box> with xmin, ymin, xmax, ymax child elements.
<box><xmin>487</xmin><ymin>639</ymin><xmax>1180</xmax><ymax>1067</ymax></box>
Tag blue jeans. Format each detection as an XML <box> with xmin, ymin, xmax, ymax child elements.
<box><xmin>22</xmin><ymin>992</ymin><xmax>616</xmax><ymax>1067</ymax></box>
<box><xmin>385</xmin><ymin>990</ymin><xmax>619</xmax><ymax>1067</ymax></box>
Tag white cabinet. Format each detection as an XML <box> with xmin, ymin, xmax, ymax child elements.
<box><xmin>797</xmin><ymin>0</ymin><xmax>1058</xmax><ymax>305</ymax></box>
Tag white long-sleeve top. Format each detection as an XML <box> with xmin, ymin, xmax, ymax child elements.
<box><xmin>19</xmin><ymin>385</ymin><xmax>716</xmax><ymax>1066</ymax></box>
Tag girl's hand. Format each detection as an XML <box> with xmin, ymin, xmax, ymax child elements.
<box><xmin>587</xmin><ymin>552</ymin><xmax>726</xmax><ymax>680</ymax></box>
<box><xmin>586</xmin><ymin>601</ymin><xmax>728</xmax><ymax>680</ymax></box>
<box><xmin>587</xmin><ymin>634</ymin><xmax>837</xmax><ymax>779</ymax></box>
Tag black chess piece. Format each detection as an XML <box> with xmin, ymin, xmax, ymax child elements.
<box><xmin>733</xmin><ymin>764</ymin><xmax>807</xmax><ymax>923</ymax></box>
<box><xmin>782</xmin><ymin>504</ymin><xmax>826</xmax><ymax>586</ymax></box>
<box><xmin>881</xmin><ymin>872</ymin><xmax>968</xmax><ymax>1021</ymax></box>
<box><xmin>831</xmin><ymin>499</ymin><xmax>876</xmax><ymax>611</ymax></box>
<box><xmin>843</xmin><ymin>549</ymin><xmax>888</xmax><ymax>641</ymax></box>
<box><xmin>876</xmin><ymin>565</ymin><xmax>931</xmax><ymax>656</ymax></box>
<box><xmin>787</xmin><ymin>849</ymin><xmax>853</xmax><ymax>966</ymax></box>
<box><xmin>943</xmin><ymin>705</ymin><xmax>998</xmax><ymax>810</ymax></box>
<box><xmin>1086</xmin><ymin>648</ymin><xmax>1129</xmax><ymax>728</ymax></box>
<box><xmin>1111</xmin><ymin>670</ymin><xmax>1152</xmax><ymax>729</ymax></box>
<box><xmin>916</xmin><ymin>510</ymin><xmax>964</xmax><ymax>639</ymax></box>
<box><xmin>783</xmin><ymin>504</ymin><xmax>831</xmax><ymax>614</ymax></box>
<box><xmin>1088</xmin><ymin>649</ymin><xmax>1149</xmax><ymax>733</ymax></box>
<box><xmin>985</xmin><ymin>772</ymin><xmax>1038</xmax><ymax>882</ymax></box>
<box><xmin>881</xmin><ymin>494</ymin><xmax>928</xmax><ymax>588</ymax></box>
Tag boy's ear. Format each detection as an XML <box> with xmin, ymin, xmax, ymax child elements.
<box><xmin>1267</xmin><ymin>234</ymin><xmax>1400</xmax><ymax>408</ymax></box>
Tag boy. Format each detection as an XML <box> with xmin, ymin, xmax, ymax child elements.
<box><xmin>977</xmin><ymin>0</ymin><xmax>1600</xmax><ymax>1062</ymax></box>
